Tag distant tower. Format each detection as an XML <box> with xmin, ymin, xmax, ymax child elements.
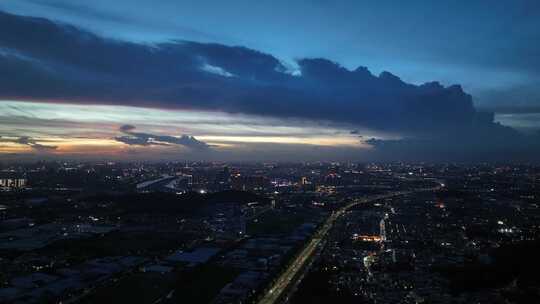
<box><xmin>379</xmin><ymin>219</ymin><xmax>386</xmax><ymax>242</ymax></box>
<box><xmin>222</xmin><ymin>166</ymin><xmax>231</xmax><ymax>182</ymax></box>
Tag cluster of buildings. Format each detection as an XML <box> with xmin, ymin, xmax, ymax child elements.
<box><xmin>0</xmin><ymin>256</ymin><xmax>147</xmax><ymax>303</ymax></box>
<box><xmin>0</xmin><ymin>161</ymin><xmax>538</xmax><ymax>303</ymax></box>
<box><xmin>295</xmin><ymin>166</ymin><xmax>540</xmax><ymax>303</ymax></box>
<box><xmin>213</xmin><ymin>222</ymin><xmax>318</xmax><ymax>303</ymax></box>
<box><xmin>0</xmin><ymin>172</ymin><xmax>27</xmax><ymax>190</ymax></box>
<box><xmin>0</xmin><ymin>222</ymin><xmax>117</xmax><ymax>251</ymax></box>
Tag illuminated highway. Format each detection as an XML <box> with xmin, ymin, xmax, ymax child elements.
<box><xmin>257</xmin><ymin>187</ymin><xmax>441</xmax><ymax>304</ymax></box>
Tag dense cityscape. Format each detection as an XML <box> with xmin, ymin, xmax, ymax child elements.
<box><xmin>2</xmin><ymin>1</ymin><xmax>540</xmax><ymax>303</ymax></box>
<box><xmin>0</xmin><ymin>161</ymin><xmax>538</xmax><ymax>303</ymax></box>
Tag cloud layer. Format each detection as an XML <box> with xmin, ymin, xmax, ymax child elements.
<box><xmin>0</xmin><ymin>11</ymin><xmax>476</xmax><ymax>132</ymax></box>
<box><xmin>115</xmin><ymin>124</ymin><xmax>209</xmax><ymax>149</ymax></box>
<box><xmin>0</xmin><ymin>10</ymin><xmax>538</xmax><ymax>161</ymax></box>
<box><xmin>0</xmin><ymin>136</ymin><xmax>57</xmax><ymax>151</ymax></box>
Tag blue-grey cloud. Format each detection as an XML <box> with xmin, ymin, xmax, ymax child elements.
<box><xmin>115</xmin><ymin>125</ymin><xmax>209</xmax><ymax>149</ymax></box>
<box><xmin>0</xmin><ymin>10</ymin><xmax>474</xmax><ymax>132</ymax></box>
<box><xmin>366</xmin><ymin>127</ymin><xmax>540</xmax><ymax>162</ymax></box>
<box><xmin>0</xmin><ymin>10</ymin><xmax>538</xmax><ymax>161</ymax></box>
<box><xmin>3</xmin><ymin>0</ymin><xmax>540</xmax><ymax>117</ymax></box>
<box><xmin>0</xmin><ymin>136</ymin><xmax>57</xmax><ymax>151</ymax></box>
<box><xmin>477</xmin><ymin>82</ymin><xmax>540</xmax><ymax>115</ymax></box>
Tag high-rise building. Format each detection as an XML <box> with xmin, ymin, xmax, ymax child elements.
<box><xmin>0</xmin><ymin>173</ymin><xmax>27</xmax><ymax>189</ymax></box>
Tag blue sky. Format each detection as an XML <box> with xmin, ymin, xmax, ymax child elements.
<box><xmin>2</xmin><ymin>0</ymin><xmax>539</xmax><ymax>110</ymax></box>
<box><xmin>0</xmin><ymin>0</ymin><xmax>539</xmax><ymax>161</ymax></box>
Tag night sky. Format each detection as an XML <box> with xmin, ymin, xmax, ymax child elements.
<box><xmin>0</xmin><ymin>0</ymin><xmax>539</xmax><ymax>161</ymax></box>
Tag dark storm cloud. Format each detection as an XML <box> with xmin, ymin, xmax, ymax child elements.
<box><xmin>115</xmin><ymin>125</ymin><xmax>209</xmax><ymax>149</ymax></box>
<box><xmin>366</xmin><ymin>128</ymin><xmax>540</xmax><ymax>162</ymax></box>
<box><xmin>0</xmin><ymin>136</ymin><xmax>57</xmax><ymax>151</ymax></box>
<box><xmin>0</xmin><ymin>10</ymin><xmax>538</xmax><ymax>161</ymax></box>
<box><xmin>0</xmin><ymin>10</ymin><xmax>475</xmax><ymax>132</ymax></box>
<box><xmin>119</xmin><ymin>124</ymin><xmax>136</xmax><ymax>133</ymax></box>
<box><xmin>477</xmin><ymin>82</ymin><xmax>540</xmax><ymax>114</ymax></box>
<box><xmin>3</xmin><ymin>0</ymin><xmax>540</xmax><ymax>118</ymax></box>
<box><xmin>22</xmin><ymin>0</ymin><xmax>144</xmax><ymax>26</ymax></box>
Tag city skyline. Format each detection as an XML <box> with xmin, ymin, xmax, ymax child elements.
<box><xmin>2</xmin><ymin>3</ymin><xmax>540</xmax><ymax>302</ymax></box>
